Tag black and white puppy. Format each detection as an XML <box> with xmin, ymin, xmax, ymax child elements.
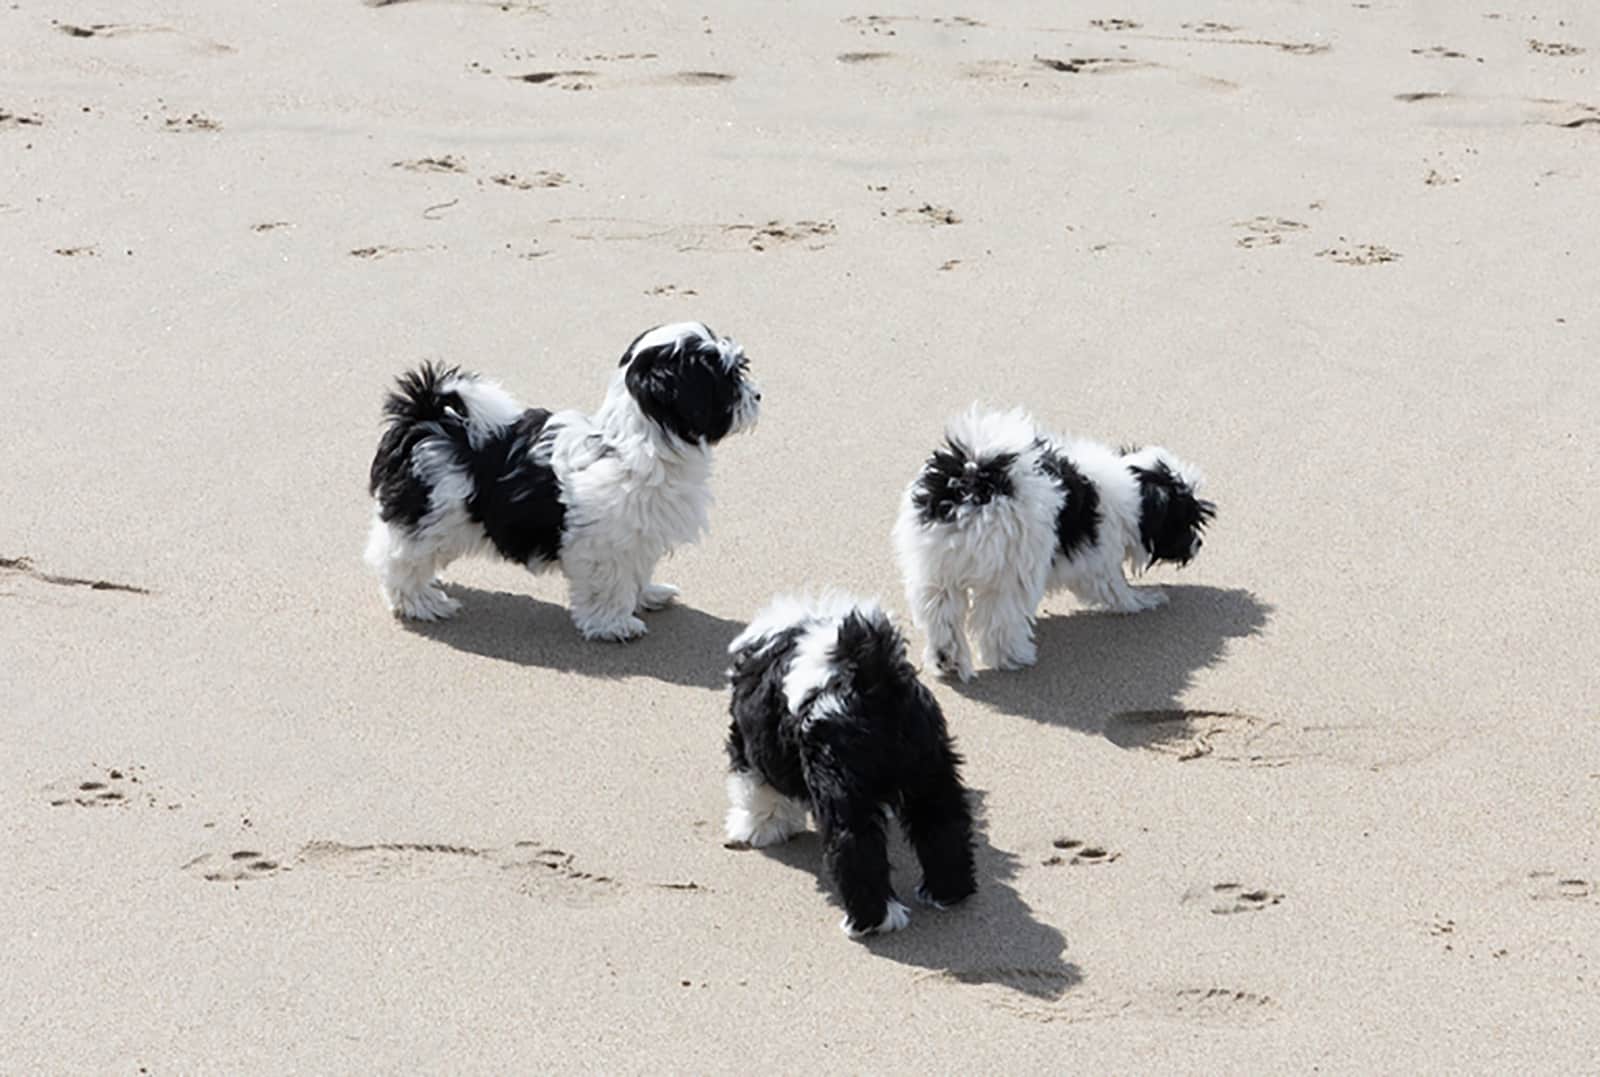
<box><xmin>893</xmin><ymin>407</ymin><xmax>1214</xmax><ymax>681</ymax></box>
<box><xmin>364</xmin><ymin>322</ymin><xmax>760</xmax><ymax>641</ymax></box>
<box><xmin>725</xmin><ymin>594</ymin><xmax>977</xmax><ymax>938</ymax></box>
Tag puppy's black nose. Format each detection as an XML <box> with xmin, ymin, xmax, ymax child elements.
<box><xmin>753</xmin><ymin>391</ymin><xmax>762</xmax><ymax>402</ymax></box>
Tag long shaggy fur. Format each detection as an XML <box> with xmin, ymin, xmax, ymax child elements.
<box><xmin>893</xmin><ymin>407</ymin><xmax>1214</xmax><ymax>681</ymax></box>
<box><xmin>725</xmin><ymin>593</ymin><xmax>977</xmax><ymax>938</ymax></box>
<box><xmin>363</xmin><ymin>322</ymin><xmax>760</xmax><ymax>641</ymax></box>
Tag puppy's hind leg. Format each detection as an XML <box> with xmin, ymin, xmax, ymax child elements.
<box><xmin>900</xmin><ymin>766</ymin><xmax>977</xmax><ymax>909</ymax></box>
<box><xmin>805</xmin><ymin>751</ymin><xmax>909</xmax><ymax>938</ymax></box>
<box><xmin>913</xmin><ymin>584</ymin><xmax>975</xmax><ymax>683</ymax></box>
<box><xmin>724</xmin><ymin>769</ymin><xmax>808</xmax><ymax>848</ymax></box>
<box><xmin>364</xmin><ymin>517</ymin><xmax>461</xmax><ymax>621</ymax></box>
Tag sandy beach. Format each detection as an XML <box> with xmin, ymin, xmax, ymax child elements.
<box><xmin>4</xmin><ymin>0</ymin><xmax>1599</xmax><ymax>1070</ymax></box>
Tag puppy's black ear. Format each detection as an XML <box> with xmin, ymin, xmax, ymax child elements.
<box><xmin>623</xmin><ymin>338</ymin><xmax>735</xmax><ymax>444</ymax></box>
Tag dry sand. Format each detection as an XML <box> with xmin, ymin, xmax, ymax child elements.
<box><xmin>4</xmin><ymin>0</ymin><xmax>1600</xmax><ymax>1070</ymax></box>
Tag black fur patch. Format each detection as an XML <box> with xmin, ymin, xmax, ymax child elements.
<box><xmin>1129</xmin><ymin>460</ymin><xmax>1214</xmax><ymax>565</ymax></box>
<box><xmin>1037</xmin><ymin>447</ymin><xmax>1101</xmax><ymax>558</ymax></box>
<box><xmin>466</xmin><ymin>409</ymin><xmax>565</xmax><ymax>565</ymax></box>
<box><xmin>368</xmin><ymin>363</ymin><xmax>566</xmax><ymax>563</ymax></box>
<box><xmin>727</xmin><ymin>607</ymin><xmax>977</xmax><ymax>933</ymax></box>
<box><xmin>911</xmin><ymin>442</ymin><xmax>1017</xmax><ymax>525</ymax></box>
<box><xmin>622</xmin><ymin>325</ymin><xmax>746</xmax><ymax>445</ymax></box>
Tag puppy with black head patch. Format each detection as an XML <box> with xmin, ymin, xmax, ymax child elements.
<box><xmin>364</xmin><ymin>322</ymin><xmax>760</xmax><ymax>641</ymax></box>
<box><xmin>725</xmin><ymin>594</ymin><xmax>977</xmax><ymax>938</ymax></box>
<box><xmin>893</xmin><ymin>407</ymin><xmax>1214</xmax><ymax>681</ymax></box>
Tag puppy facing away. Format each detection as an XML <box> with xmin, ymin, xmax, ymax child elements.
<box><xmin>893</xmin><ymin>407</ymin><xmax>1214</xmax><ymax>681</ymax></box>
<box><xmin>725</xmin><ymin>594</ymin><xmax>977</xmax><ymax>938</ymax></box>
<box><xmin>364</xmin><ymin>322</ymin><xmax>760</xmax><ymax>641</ymax></box>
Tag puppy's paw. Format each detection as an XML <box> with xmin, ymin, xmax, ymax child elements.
<box><xmin>637</xmin><ymin>583</ymin><xmax>680</xmax><ymax>611</ymax></box>
<box><xmin>580</xmin><ymin>614</ymin><xmax>648</xmax><ymax>642</ymax></box>
<box><xmin>994</xmin><ymin>642</ymin><xmax>1037</xmax><ymax>671</ymax></box>
<box><xmin>1109</xmin><ymin>586</ymin><xmax>1167</xmax><ymax>614</ymax></box>
<box><xmin>843</xmin><ymin>898</ymin><xmax>912</xmax><ymax>939</ymax></box>
<box><xmin>394</xmin><ymin>587</ymin><xmax>462</xmax><ymax>622</ymax></box>
<box><xmin>726</xmin><ymin>812</ymin><xmax>802</xmax><ymax>849</ymax></box>
<box><xmin>927</xmin><ymin>645</ymin><xmax>975</xmax><ymax>683</ymax></box>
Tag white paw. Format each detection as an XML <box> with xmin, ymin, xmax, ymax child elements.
<box><xmin>1112</xmin><ymin>587</ymin><xmax>1167</xmax><ymax>613</ymax></box>
<box><xmin>580</xmin><ymin>614</ymin><xmax>648</xmax><ymax>642</ymax></box>
<box><xmin>843</xmin><ymin>898</ymin><xmax>912</xmax><ymax>939</ymax></box>
<box><xmin>926</xmin><ymin>644</ymin><xmax>975</xmax><ymax>683</ymax></box>
<box><xmin>393</xmin><ymin>587</ymin><xmax>461</xmax><ymax>621</ymax></box>
<box><xmin>994</xmin><ymin>642</ymin><xmax>1037</xmax><ymax>671</ymax></box>
<box><xmin>637</xmin><ymin>583</ymin><xmax>680</xmax><ymax>611</ymax></box>
<box><xmin>915</xmin><ymin>884</ymin><xmax>949</xmax><ymax>909</ymax></box>
<box><xmin>726</xmin><ymin>811</ymin><xmax>803</xmax><ymax>848</ymax></box>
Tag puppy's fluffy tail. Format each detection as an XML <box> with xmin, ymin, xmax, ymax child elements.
<box><xmin>369</xmin><ymin>362</ymin><xmax>474</xmax><ymax>501</ymax></box>
<box><xmin>832</xmin><ymin>606</ymin><xmax>910</xmax><ymax>693</ymax></box>
<box><xmin>381</xmin><ymin>361</ymin><xmax>470</xmax><ymax>430</ymax></box>
<box><xmin>907</xmin><ymin>406</ymin><xmax>1038</xmax><ymax>525</ymax></box>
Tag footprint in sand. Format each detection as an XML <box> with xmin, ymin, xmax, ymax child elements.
<box><xmin>1233</xmin><ymin>215</ymin><xmax>1308</xmax><ymax>249</ymax></box>
<box><xmin>1</xmin><ymin>109</ymin><xmax>43</xmax><ymax>128</ymax></box>
<box><xmin>895</xmin><ymin>203</ymin><xmax>961</xmax><ymax>226</ymax></box>
<box><xmin>52</xmin><ymin>245</ymin><xmax>99</xmax><ymax>258</ymax></box>
<box><xmin>350</xmin><ymin>244</ymin><xmax>433</xmax><ymax>259</ymax></box>
<box><xmin>843</xmin><ymin>14</ymin><xmax>984</xmax><ymax>35</ymax></box>
<box><xmin>1090</xmin><ymin>18</ymin><xmax>1141</xmax><ymax>31</ymax></box>
<box><xmin>251</xmin><ymin>221</ymin><xmax>292</xmax><ymax>233</ymax></box>
<box><xmin>1527</xmin><ymin>872</ymin><xmax>1595</xmax><ymax>902</ymax></box>
<box><xmin>490</xmin><ymin>170</ymin><xmax>567</xmax><ymax>190</ymax></box>
<box><xmin>545</xmin><ymin>216</ymin><xmax>835</xmax><ymax>253</ymax></box>
<box><xmin>933</xmin><ymin>974</ymin><xmax>1275</xmax><ymax>1026</ymax></box>
<box><xmin>43</xmin><ymin>766</ymin><xmax>177</xmax><ymax>810</ymax></box>
<box><xmin>1041</xmin><ymin>837</ymin><xmax>1120</xmax><ymax>867</ymax></box>
<box><xmin>508</xmin><ymin>69</ymin><xmax>733</xmax><ymax>91</ymax></box>
<box><xmin>393</xmin><ymin>155</ymin><xmax>466</xmax><ymax>174</ymax></box>
<box><xmin>645</xmin><ymin>283</ymin><xmax>699</xmax><ymax>297</ymax></box>
<box><xmin>163</xmin><ymin>113</ymin><xmax>221</xmax><ymax>133</ymax></box>
<box><xmin>1104</xmin><ymin>708</ymin><xmax>1447</xmax><ymax>769</ymax></box>
<box><xmin>1528</xmin><ymin>40</ymin><xmax>1585</xmax><ymax>57</ymax></box>
<box><xmin>1034</xmin><ymin>55</ymin><xmax>1149</xmax><ymax>75</ymax></box>
<box><xmin>1315</xmin><ymin>241</ymin><xmax>1401</xmax><ymax>266</ymax></box>
<box><xmin>185</xmin><ymin>840</ymin><xmax>623</xmax><ymax>904</ymax></box>
<box><xmin>52</xmin><ymin>20</ymin><xmax>234</xmax><ymax>53</ymax></box>
<box><xmin>1182</xmin><ymin>21</ymin><xmax>1239</xmax><ymax>34</ymax></box>
<box><xmin>182</xmin><ymin>849</ymin><xmax>287</xmax><ymax>882</ymax></box>
<box><xmin>1411</xmin><ymin>45</ymin><xmax>1480</xmax><ymax>61</ymax></box>
<box><xmin>1184</xmin><ymin>882</ymin><xmax>1284</xmax><ymax>915</ymax></box>
<box><xmin>837</xmin><ymin>51</ymin><xmax>893</xmax><ymax>64</ymax></box>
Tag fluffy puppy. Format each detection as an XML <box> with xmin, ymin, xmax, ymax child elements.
<box><xmin>893</xmin><ymin>407</ymin><xmax>1214</xmax><ymax>681</ymax></box>
<box><xmin>725</xmin><ymin>594</ymin><xmax>976</xmax><ymax>938</ymax></box>
<box><xmin>364</xmin><ymin>322</ymin><xmax>760</xmax><ymax>641</ymax></box>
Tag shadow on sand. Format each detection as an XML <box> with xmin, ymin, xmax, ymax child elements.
<box><xmin>950</xmin><ymin>585</ymin><xmax>1272</xmax><ymax>738</ymax></box>
<box><xmin>404</xmin><ymin>585</ymin><xmax>742</xmax><ymax>690</ymax></box>
<box><xmin>751</xmin><ymin>792</ymin><xmax>1081</xmax><ymax>1000</ymax></box>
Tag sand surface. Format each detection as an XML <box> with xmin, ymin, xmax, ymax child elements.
<box><xmin>4</xmin><ymin>0</ymin><xmax>1600</xmax><ymax>1071</ymax></box>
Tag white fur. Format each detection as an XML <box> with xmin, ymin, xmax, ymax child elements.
<box><xmin>366</xmin><ymin>323</ymin><xmax>759</xmax><ymax>641</ymax></box>
<box><xmin>893</xmin><ymin>406</ymin><xmax>1201</xmax><ymax>680</ymax></box>
<box><xmin>728</xmin><ymin>592</ymin><xmax>889</xmax><ymax>713</ymax></box>
<box><xmin>724</xmin><ymin>770</ymin><xmax>809</xmax><ymax>847</ymax></box>
<box><xmin>842</xmin><ymin>898</ymin><xmax>911</xmax><ymax>939</ymax></box>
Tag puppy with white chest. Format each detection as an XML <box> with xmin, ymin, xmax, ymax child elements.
<box><xmin>364</xmin><ymin>322</ymin><xmax>760</xmax><ymax>641</ymax></box>
<box><xmin>725</xmin><ymin>594</ymin><xmax>977</xmax><ymax>938</ymax></box>
<box><xmin>893</xmin><ymin>407</ymin><xmax>1214</xmax><ymax>681</ymax></box>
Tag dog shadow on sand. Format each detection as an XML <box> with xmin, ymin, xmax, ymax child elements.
<box><xmin>755</xmin><ymin>793</ymin><xmax>1082</xmax><ymax>1000</ymax></box>
<box><xmin>404</xmin><ymin>585</ymin><xmax>741</xmax><ymax>690</ymax></box>
<box><xmin>951</xmin><ymin>585</ymin><xmax>1272</xmax><ymax>739</ymax></box>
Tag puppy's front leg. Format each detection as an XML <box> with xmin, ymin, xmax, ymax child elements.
<box><xmin>566</xmin><ymin>557</ymin><xmax>648</xmax><ymax>641</ymax></box>
<box><xmin>1102</xmin><ymin>567</ymin><xmax>1168</xmax><ymax>614</ymax></box>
